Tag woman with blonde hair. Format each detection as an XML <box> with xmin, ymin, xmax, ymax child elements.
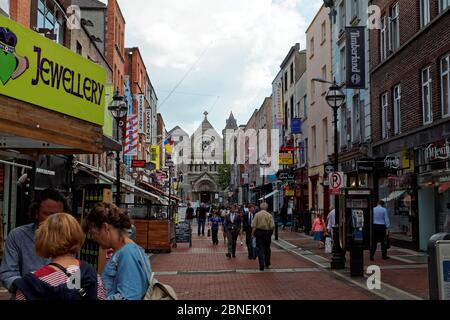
<box><xmin>13</xmin><ymin>213</ymin><xmax>105</xmax><ymax>300</ymax></box>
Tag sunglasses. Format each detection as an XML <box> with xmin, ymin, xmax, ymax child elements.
<box><xmin>0</xmin><ymin>28</ymin><xmax>17</xmax><ymax>48</ymax></box>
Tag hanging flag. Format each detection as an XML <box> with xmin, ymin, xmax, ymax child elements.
<box><xmin>164</xmin><ymin>135</ymin><xmax>174</xmax><ymax>154</ymax></box>
<box><xmin>124</xmin><ymin>115</ymin><xmax>138</xmax><ymax>156</ymax></box>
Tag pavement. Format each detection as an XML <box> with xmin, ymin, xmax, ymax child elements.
<box><xmin>0</xmin><ymin>225</ymin><xmax>430</xmax><ymax>300</ymax></box>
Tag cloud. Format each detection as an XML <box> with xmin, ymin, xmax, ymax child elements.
<box><xmin>111</xmin><ymin>0</ymin><xmax>319</xmax><ymax>135</ymax></box>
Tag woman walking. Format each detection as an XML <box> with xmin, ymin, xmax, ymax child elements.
<box><xmin>82</xmin><ymin>202</ymin><xmax>152</xmax><ymax>300</ymax></box>
<box><xmin>311</xmin><ymin>213</ymin><xmax>326</xmax><ymax>249</ymax></box>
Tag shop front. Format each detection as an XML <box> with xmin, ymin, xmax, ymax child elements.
<box><xmin>0</xmin><ymin>15</ymin><xmax>117</xmax><ymax>255</ymax></box>
<box><xmin>417</xmin><ymin>138</ymin><xmax>450</xmax><ymax>251</ymax></box>
<box><xmin>374</xmin><ymin>150</ymin><xmax>418</xmax><ymax>250</ymax></box>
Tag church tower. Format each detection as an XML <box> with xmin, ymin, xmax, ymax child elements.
<box><xmin>222</xmin><ymin>112</ymin><xmax>238</xmax><ymax>164</ymax></box>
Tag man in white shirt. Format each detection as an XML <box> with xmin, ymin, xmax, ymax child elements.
<box><xmin>326</xmin><ymin>206</ymin><xmax>336</xmax><ymax>237</ymax></box>
<box><xmin>370</xmin><ymin>200</ymin><xmax>391</xmax><ymax>261</ymax></box>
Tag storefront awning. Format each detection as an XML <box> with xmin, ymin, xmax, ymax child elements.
<box><xmin>74</xmin><ymin>161</ymin><xmax>167</xmax><ymax>204</ymax></box>
<box><xmin>439</xmin><ymin>182</ymin><xmax>450</xmax><ymax>194</ymax></box>
<box><xmin>382</xmin><ymin>190</ymin><xmax>406</xmax><ymax>202</ymax></box>
<box><xmin>139</xmin><ymin>180</ymin><xmax>182</xmax><ymax>203</ymax></box>
<box><xmin>259</xmin><ymin>190</ymin><xmax>279</xmax><ymax>201</ymax></box>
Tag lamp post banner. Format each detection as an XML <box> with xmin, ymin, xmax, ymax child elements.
<box><xmin>345</xmin><ymin>26</ymin><xmax>366</xmax><ymax>89</ymax></box>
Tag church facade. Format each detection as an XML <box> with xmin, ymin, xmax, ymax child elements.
<box><xmin>169</xmin><ymin>112</ymin><xmax>237</xmax><ymax>206</ymax></box>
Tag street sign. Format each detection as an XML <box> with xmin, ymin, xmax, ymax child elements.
<box><xmin>329</xmin><ymin>172</ymin><xmax>344</xmax><ymax>195</ymax></box>
<box><xmin>132</xmin><ymin>160</ymin><xmax>146</xmax><ymax>168</ymax></box>
<box><xmin>325</xmin><ymin>165</ymin><xmax>335</xmax><ymax>175</ymax></box>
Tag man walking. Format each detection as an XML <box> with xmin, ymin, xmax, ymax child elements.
<box><xmin>252</xmin><ymin>202</ymin><xmax>275</xmax><ymax>271</ymax></box>
<box><xmin>224</xmin><ymin>205</ymin><xmax>242</xmax><ymax>259</ymax></box>
<box><xmin>186</xmin><ymin>203</ymin><xmax>194</xmax><ymax>225</ymax></box>
<box><xmin>197</xmin><ymin>203</ymin><xmax>208</xmax><ymax>236</ymax></box>
<box><xmin>370</xmin><ymin>200</ymin><xmax>391</xmax><ymax>261</ymax></box>
<box><xmin>243</xmin><ymin>204</ymin><xmax>257</xmax><ymax>259</ymax></box>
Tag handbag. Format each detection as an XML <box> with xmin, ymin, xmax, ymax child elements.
<box><xmin>139</xmin><ymin>249</ymin><xmax>178</xmax><ymax>300</ymax></box>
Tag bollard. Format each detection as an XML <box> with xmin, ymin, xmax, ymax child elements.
<box><xmin>428</xmin><ymin>233</ymin><xmax>450</xmax><ymax>300</ymax></box>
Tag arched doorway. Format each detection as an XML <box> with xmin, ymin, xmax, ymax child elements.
<box><xmin>194</xmin><ymin>179</ymin><xmax>218</xmax><ymax>205</ymax></box>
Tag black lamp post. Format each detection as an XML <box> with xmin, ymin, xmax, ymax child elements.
<box><xmin>325</xmin><ymin>79</ymin><xmax>346</xmax><ymax>270</ymax></box>
<box><xmin>167</xmin><ymin>160</ymin><xmax>174</xmax><ymax>218</ymax></box>
<box><xmin>108</xmin><ymin>90</ymin><xmax>128</xmax><ymax>207</ymax></box>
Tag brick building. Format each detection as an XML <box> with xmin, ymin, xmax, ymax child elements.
<box><xmin>370</xmin><ymin>0</ymin><xmax>450</xmax><ymax>250</ymax></box>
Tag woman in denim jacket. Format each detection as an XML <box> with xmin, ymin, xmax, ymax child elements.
<box><xmin>83</xmin><ymin>202</ymin><xmax>151</xmax><ymax>300</ymax></box>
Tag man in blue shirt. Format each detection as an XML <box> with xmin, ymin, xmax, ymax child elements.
<box><xmin>0</xmin><ymin>189</ymin><xmax>67</xmax><ymax>293</ymax></box>
<box><xmin>370</xmin><ymin>200</ymin><xmax>391</xmax><ymax>261</ymax></box>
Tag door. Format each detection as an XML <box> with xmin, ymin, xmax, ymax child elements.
<box><xmin>419</xmin><ymin>187</ymin><xmax>436</xmax><ymax>251</ymax></box>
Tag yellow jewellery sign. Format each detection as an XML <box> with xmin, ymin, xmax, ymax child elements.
<box><xmin>279</xmin><ymin>153</ymin><xmax>294</xmax><ymax>165</ymax></box>
<box><xmin>0</xmin><ymin>15</ymin><xmax>106</xmax><ymax>125</ymax></box>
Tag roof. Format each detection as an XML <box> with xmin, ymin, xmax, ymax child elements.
<box><xmin>225</xmin><ymin>112</ymin><xmax>238</xmax><ymax>130</ymax></box>
<box><xmin>71</xmin><ymin>0</ymin><xmax>106</xmax><ymax>9</ymax></box>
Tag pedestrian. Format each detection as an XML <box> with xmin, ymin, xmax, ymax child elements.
<box><xmin>82</xmin><ymin>202</ymin><xmax>152</xmax><ymax>300</ymax></box>
<box><xmin>0</xmin><ymin>189</ymin><xmax>67</xmax><ymax>293</ymax></box>
<box><xmin>312</xmin><ymin>213</ymin><xmax>326</xmax><ymax>249</ymax></box>
<box><xmin>224</xmin><ymin>205</ymin><xmax>242</xmax><ymax>259</ymax></box>
<box><xmin>243</xmin><ymin>204</ymin><xmax>257</xmax><ymax>260</ymax></box>
<box><xmin>186</xmin><ymin>203</ymin><xmax>194</xmax><ymax>224</ymax></box>
<box><xmin>326</xmin><ymin>206</ymin><xmax>336</xmax><ymax>238</ymax></box>
<box><xmin>280</xmin><ymin>203</ymin><xmax>288</xmax><ymax>230</ymax></box>
<box><xmin>238</xmin><ymin>206</ymin><xmax>244</xmax><ymax>246</ymax></box>
<box><xmin>13</xmin><ymin>213</ymin><xmax>105</xmax><ymax>300</ymax></box>
<box><xmin>221</xmin><ymin>207</ymin><xmax>229</xmax><ymax>244</ymax></box>
<box><xmin>370</xmin><ymin>200</ymin><xmax>391</xmax><ymax>261</ymax></box>
<box><xmin>209</xmin><ymin>210</ymin><xmax>222</xmax><ymax>245</ymax></box>
<box><xmin>197</xmin><ymin>203</ymin><xmax>208</xmax><ymax>236</ymax></box>
<box><xmin>251</xmin><ymin>202</ymin><xmax>275</xmax><ymax>271</ymax></box>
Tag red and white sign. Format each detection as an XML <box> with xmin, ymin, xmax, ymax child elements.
<box><xmin>124</xmin><ymin>115</ymin><xmax>138</xmax><ymax>156</ymax></box>
<box><xmin>329</xmin><ymin>172</ymin><xmax>344</xmax><ymax>195</ymax></box>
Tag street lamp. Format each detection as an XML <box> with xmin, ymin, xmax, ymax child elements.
<box><xmin>108</xmin><ymin>89</ymin><xmax>128</xmax><ymax>207</ymax></box>
<box><xmin>314</xmin><ymin>78</ymin><xmax>346</xmax><ymax>270</ymax></box>
<box><xmin>167</xmin><ymin>159</ymin><xmax>174</xmax><ymax>218</ymax></box>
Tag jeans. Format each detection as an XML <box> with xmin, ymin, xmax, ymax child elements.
<box><xmin>245</xmin><ymin>231</ymin><xmax>256</xmax><ymax>259</ymax></box>
<box><xmin>212</xmin><ymin>227</ymin><xmax>219</xmax><ymax>244</ymax></box>
<box><xmin>227</xmin><ymin>230</ymin><xmax>239</xmax><ymax>256</ymax></box>
<box><xmin>198</xmin><ymin>219</ymin><xmax>206</xmax><ymax>235</ymax></box>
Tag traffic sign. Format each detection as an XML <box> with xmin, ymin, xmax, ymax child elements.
<box><xmin>329</xmin><ymin>172</ymin><xmax>344</xmax><ymax>195</ymax></box>
<box><xmin>325</xmin><ymin>165</ymin><xmax>335</xmax><ymax>175</ymax></box>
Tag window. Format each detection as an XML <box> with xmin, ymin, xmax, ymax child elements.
<box><xmin>442</xmin><ymin>54</ymin><xmax>450</xmax><ymax>117</ymax></box>
<box><xmin>352</xmin><ymin>94</ymin><xmax>361</xmax><ymax>143</ymax></box>
<box><xmin>381</xmin><ymin>93</ymin><xmax>389</xmax><ymax>139</ymax></box>
<box><xmin>321</xmin><ymin>21</ymin><xmax>326</xmax><ymax>44</ymax></box>
<box><xmin>284</xmin><ymin>71</ymin><xmax>288</xmax><ymax>92</ymax></box>
<box><xmin>340</xmin><ymin>47</ymin><xmax>346</xmax><ymax>83</ymax></box>
<box><xmin>312</xmin><ymin>126</ymin><xmax>317</xmax><ymax>151</ymax></box>
<box><xmin>0</xmin><ymin>0</ymin><xmax>9</xmax><ymax>14</ymax></box>
<box><xmin>311</xmin><ymin>80</ymin><xmax>316</xmax><ymax>103</ymax></box>
<box><xmin>310</xmin><ymin>37</ymin><xmax>315</xmax><ymax>58</ymax></box>
<box><xmin>321</xmin><ymin>65</ymin><xmax>327</xmax><ymax>94</ymax></box>
<box><xmin>290</xmin><ymin>63</ymin><xmax>294</xmax><ymax>85</ymax></box>
<box><xmin>37</xmin><ymin>0</ymin><xmax>65</xmax><ymax>44</ymax></box>
<box><xmin>380</xmin><ymin>16</ymin><xmax>387</xmax><ymax>61</ymax></box>
<box><xmin>390</xmin><ymin>3</ymin><xmax>400</xmax><ymax>51</ymax></box>
<box><xmin>303</xmin><ymin>95</ymin><xmax>308</xmax><ymax>119</ymax></box>
<box><xmin>393</xmin><ymin>85</ymin><xmax>401</xmax><ymax>135</ymax></box>
<box><xmin>304</xmin><ymin>138</ymin><xmax>309</xmax><ymax>166</ymax></box>
<box><xmin>422</xmin><ymin>67</ymin><xmax>433</xmax><ymax>124</ymax></box>
<box><xmin>323</xmin><ymin>118</ymin><xmax>328</xmax><ymax>161</ymax></box>
<box><xmin>339</xmin><ymin>1</ymin><xmax>346</xmax><ymax>32</ymax></box>
<box><xmin>440</xmin><ymin>0</ymin><xmax>450</xmax><ymax>12</ymax></box>
<box><xmin>284</xmin><ymin>102</ymin><xmax>288</xmax><ymax>129</ymax></box>
<box><xmin>76</xmin><ymin>41</ymin><xmax>82</xmax><ymax>55</ymax></box>
<box><xmin>290</xmin><ymin>95</ymin><xmax>294</xmax><ymax>120</ymax></box>
<box><xmin>420</xmin><ymin>0</ymin><xmax>430</xmax><ymax>27</ymax></box>
<box><xmin>351</xmin><ymin>0</ymin><xmax>359</xmax><ymax>19</ymax></box>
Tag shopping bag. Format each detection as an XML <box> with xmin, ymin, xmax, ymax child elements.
<box><xmin>325</xmin><ymin>236</ymin><xmax>332</xmax><ymax>254</ymax></box>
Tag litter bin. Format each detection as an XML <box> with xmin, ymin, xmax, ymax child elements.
<box><xmin>428</xmin><ymin>233</ymin><xmax>450</xmax><ymax>300</ymax></box>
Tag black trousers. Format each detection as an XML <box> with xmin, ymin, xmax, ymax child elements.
<box><xmin>255</xmin><ymin>229</ymin><xmax>272</xmax><ymax>268</ymax></box>
<box><xmin>227</xmin><ymin>230</ymin><xmax>239</xmax><ymax>256</ymax></box>
<box><xmin>370</xmin><ymin>224</ymin><xmax>388</xmax><ymax>259</ymax></box>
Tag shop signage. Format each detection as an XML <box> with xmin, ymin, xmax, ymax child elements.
<box><xmin>345</xmin><ymin>26</ymin><xmax>366</xmax><ymax>89</ymax></box>
<box><xmin>285</xmin><ymin>190</ymin><xmax>295</xmax><ymax>197</ymax></box>
<box><xmin>279</xmin><ymin>153</ymin><xmax>294</xmax><ymax>165</ymax></box>
<box><xmin>150</xmin><ymin>145</ymin><xmax>160</xmax><ymax>170</ymax></box>
<box><xmin>278</xmin><ymin>172</ymin><xmax>296</xmax><ymax>181</ymax></box>
<box><xmin>357</xmin><ymin>160</ymin><xmax>375</xmax><ymax>173</ymax></box>
<box><xmin>137</xmin><ymin>94</ymin><xmax>144</xmax><ymax>134</ymax></box>
<box><xmin>425</xmin><ymin>141</ymin><xmax>450</xmax><ymax>163</ymax></box>
<box><xmin>145</xmin><ymin>109</ymin><xmax>152</xmax><ymax>144</ymax></box>
<box><xmin>384</xmin><ymin>156</ymin><xmax>400</xmax><ymax>170</ymax></box>
<box><xmin>275</xmin><ymin>80</ymin><xmax>284</xmax><ymax>125</ymax></box>
<box><xmin>0</xmin><ymin>16</ymin><xmax>106</xmax><ymax>125</ymax></box>
<box><xmin>132</xmin><ymin>160</ymin><xmax>146</xmax><ymax>168</ymax></box>
<box><xmin>291</xmin><ymin>118</ymin><xmax>302</xmax><ymax>134</ymax></box>
<box><xmin>439</xmin><ymin>176</ymin><xmax>450</xmax><ymax>183</ymax></box>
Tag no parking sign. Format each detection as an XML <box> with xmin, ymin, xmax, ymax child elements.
<box><xmin>329</xmin><ymin>172</ymin><xmax>344</xmax><ymax>195</ymax></box>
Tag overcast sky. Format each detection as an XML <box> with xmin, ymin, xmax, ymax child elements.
<box><xmin>105</xmin><ymin>0</ymin><xmax>322</xmax><ymax>135</ymax></box>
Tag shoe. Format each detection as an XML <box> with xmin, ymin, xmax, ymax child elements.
<box><xmin>382</xmin><ymin>256</ymin><xmax>390</xmax><ymax>260</ymax></box>
<box><xmin>226</xmin><ymin>253</ymin><xmax>231</xmax><ymax>259</ymax></box>
<box><xmin>259</xmin><ymin>267</ymin><xmax>264</xmax><ymax>271</ymax></box>
<box><xmin>265</xmin><ymin>264</ymin><xmax>270</xmax><ymax>269</ymax></box>
<box><xmin>232</xmin><ymin>254</ymin><xmax>236</xmax><ymax>258</ymax></box>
